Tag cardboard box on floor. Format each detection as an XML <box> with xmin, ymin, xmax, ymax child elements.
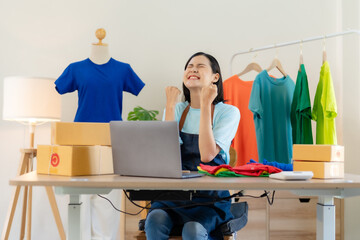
<box><xmin>293</xmin><ymin>161</ymin><xmax>344</xmax><ymax>179</ymax></box>
<box><xmin>37</xmin><ymin>145</ymin><xmax>114</xmax><ymax>176</ymax></box>
<box><xmin>51</xmin><ymin>122</ymin><xmax>111</xmax><ymax>146</ymax></box>
<box><xmin>293</xmin><ymin>144</ymin><xmax>344</xmax><ymax>162</ymax></box>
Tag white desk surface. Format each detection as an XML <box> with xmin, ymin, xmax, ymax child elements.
<box><xmin>9</xmin><ymin>171</ymin><xmax>360</xmax><ymax>191</ymax></box>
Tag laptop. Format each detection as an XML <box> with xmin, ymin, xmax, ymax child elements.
<box><xmin>110</xmin><ymin>121</ymin><xmax>204</xmax><ymax>179</ymax></box>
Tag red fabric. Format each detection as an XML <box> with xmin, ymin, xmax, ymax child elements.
<box><xmin>199</xmin><ymin>163</ymin><xmax>282</xmax><ymax>177</ymax></box>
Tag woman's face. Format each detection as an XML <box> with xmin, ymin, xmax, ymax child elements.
<box><xmin>183</xmin><ymin>55</ymin><xmax>219</xmax><ymax>90</ymax></box>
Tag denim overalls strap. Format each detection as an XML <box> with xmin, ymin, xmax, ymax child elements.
<box><xmin>179</xmin><ymin>104</ymin><xmax>224</xmax><ymax>170</ymax></box>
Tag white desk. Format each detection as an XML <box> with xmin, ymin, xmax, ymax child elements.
<box><xmin>9</xmin><ymin>171</ymin><xmax>360</xmax><ymax>240</ymax></box>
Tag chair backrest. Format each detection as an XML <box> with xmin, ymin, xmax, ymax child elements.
<box><xmin>229</xmin><ymin>147</ymin><xmax>237</xmax><ymax>167</ymax></box>
<box><xmin>220</xmin><ymin>201</ymin><xmax>249</xmax><ymax>236</ymax></box>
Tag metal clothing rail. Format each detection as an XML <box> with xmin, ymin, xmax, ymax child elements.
<box><xmin>230</xmin><ymin>29</ymin><xmax>360</xmax><ymax>74</ymax></box>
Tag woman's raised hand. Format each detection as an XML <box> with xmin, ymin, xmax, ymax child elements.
<box><xmin>165</xmin><ymin>86</ymin><xmax>181</xmax><ymax>107</ymax></box>
<box><xmin>200</xmin><ymin>84</ymin><xmax>217</xmax><ymax>106</ymax></box>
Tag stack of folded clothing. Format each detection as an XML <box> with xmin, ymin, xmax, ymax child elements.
<box><xmin>198</xmin><ymin>162</ymin><xmax>282</xmax><ymax>177</ymax></box>
<box><xmin>249</xmin><ymin>159</ymin><xmax>293</xmax><ymax>171</ymax></box>
<box><xmin>37</xmin><ymin>122</ymin><xmax>114</xmax><ymax>176</ymax></box>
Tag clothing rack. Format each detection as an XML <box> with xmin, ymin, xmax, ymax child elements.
<box><xmin>230</xmin><ymin>29</ymin><xmax>360</xmax><ymax>74</ymax></box>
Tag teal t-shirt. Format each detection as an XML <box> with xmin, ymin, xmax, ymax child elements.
<box><xmin>290</xmin><ymin>64</ymin><xmax>313</xmax><ymax>144</ymax></box>
<box><xmin>312</xmin><ymin>61</ymin><xmax>337</xmax><ymax>144</ymax></box>
<box><xmin>249</xmin><ymin>70</ymin><xmax>295</xmax><ymax>164</ymax></box>
<box><xmin>163</xmin><ymin>102</ymin><xmax>240</xmax><ymax>164</ymax></box>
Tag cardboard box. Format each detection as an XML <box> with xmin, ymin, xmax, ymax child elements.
<box><xmin>51</xmin><ymin>122</ymin><xmax>111</xmax><ymax>146</ymax></box>
<box><xmin>37</xmin><ymin>145</ymin><xmax>114</xmax><ymax>176</ymax></box>
<box><xmin>293</xmin><ymin>161</ymin><xmax>344</xmax><ymax>179</ymax></box>
<box><xmin>293</xmin><ymin>144</ymin><xmax>344</xmax><ymax>162</ymax></box>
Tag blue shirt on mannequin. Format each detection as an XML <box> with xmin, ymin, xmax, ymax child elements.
<box><xmin>55</xmin><ymin>58</ymin><xmax>145</xmax><ymax>123</ymax></box>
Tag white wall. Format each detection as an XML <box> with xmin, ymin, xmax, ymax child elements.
<box><xmin>342</xmin><ymin>1</ymin><xmax>360</xmax><ymax>240</ymax></box>
<box><xmin>0</xmin><ymin>0</ymin><xmax>358</xmax><ymax>239</ymax></box>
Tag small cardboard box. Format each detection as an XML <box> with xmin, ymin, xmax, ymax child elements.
<box><xmin>37</xmin><ymin>145</ymin><xmax>114</xmax><ymax>176</ymax></box>
<box><xmin>293</xmin><ymin>144</ymin><xmax>344</xmax><ymax>162</ymax></box>
<box><xmin>293</xmin><ymin>161</ymin><xmax>344</xmax><ymax>179</ymax></box>
<box><xmin>51</xmin><ymin>122</ymin><xmax>111</xmax><ymax>146</ymax></box>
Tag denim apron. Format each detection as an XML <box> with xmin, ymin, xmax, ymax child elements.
<box><xmin>150</xmin><ymin>104</ymin><xmax>233</xmax><ymax>239</ymax></box>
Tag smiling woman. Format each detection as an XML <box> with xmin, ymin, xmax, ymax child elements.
<box><xmin>144</xmin><ymin>52</ymin><xmax>240</xmax><ymax>240</ymax></box>
<box><xmin>183</xmin><ymin>52</ymin><xmax>224</xmax><ymax>108</ymax></box>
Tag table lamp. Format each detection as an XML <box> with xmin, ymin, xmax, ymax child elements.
<box><xmin>2</xmin><ymin>77</ymin><xmax>65</xmax><ymax>240</ymax></box>
<box><xmin>3</xmin><ymin>76</ymin><xmax>61</xmax><ymax>147</ymax></box>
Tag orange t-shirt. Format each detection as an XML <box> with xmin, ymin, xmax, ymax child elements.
<box><xmin>223</xmin><ymin>75</ymin><xmax>258</xmax><ymax>166</ymax></box>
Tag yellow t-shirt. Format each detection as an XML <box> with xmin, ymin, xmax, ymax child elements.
<box><xmin>312</xmin><ymin>61</ymin><xmax>337</xmax><ymax>144</ymax></box>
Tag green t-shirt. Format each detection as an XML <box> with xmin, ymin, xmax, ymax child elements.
<box><xmin>312</xmin><ymin>61</ymin><xmax>337</xmax><ymax>144</ymax></box>
<box><xmin>290</xmin><ymin>64</ymin><xmax>313</xmax><ymax>144</ymax></box>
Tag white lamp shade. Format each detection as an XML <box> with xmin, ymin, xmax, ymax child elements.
<box><xmin>3</xmin><ymin>76</ymin><xmax>61</xmax><ymax>123</ymax></box>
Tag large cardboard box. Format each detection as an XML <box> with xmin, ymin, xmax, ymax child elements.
<box><xmin>293</xmin><ymin>161</ymin><xmax>344</xmax><ymax>179</ymax></box>
<box><xmin>293</xmin><ymin>144</ymin><xmax>344</xmax><ymax>162</ymax></box>
<box><xmin>51</xmin><ymin>122</ymin><xmax>111</xmax><ymax>146</ymax></box>
<box><xmin>37</xmin><ymin>145</ymin><xmax>114</xmax><ymax>176</ymax></box>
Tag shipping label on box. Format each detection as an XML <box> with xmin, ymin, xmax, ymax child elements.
<box><xmin>293</xmin><ymin>161</ymin><xmax>344</xmax><ymax>179</ymax></box>
<box><xmin>37</xmin><ymin>145</ymin><xmax>114</xmax><ymax>176</ymax></box>
<box><xmin>293</xmin><ymin>144</ymin><xmax>344</xmax><ymax>162</ymax></box>
<box><xmin>51</xmin><ymin>122</ymin><xmax>111</xmax><ymax>146</ymax></box>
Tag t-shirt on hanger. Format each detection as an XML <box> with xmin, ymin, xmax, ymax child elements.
<box><xmin>291</xmin><ymin>64</ymin><xmax>313</xmax><ymax>144</ymax></box>
<box><xmin>249</xmin><ymin>70</ymin><xmax>295</xmax><ymax>164</ymax></box>
<box><xmin>312</xmin><ymin>61</ymin><xmax>337</xmax><ymax>144</ymax></box>
<box><xmin>224</xmin><ymin>75</ymin><xmax>258</xmax><ymax>166</ymax></box>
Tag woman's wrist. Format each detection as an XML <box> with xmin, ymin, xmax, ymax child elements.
<box><xmin>166</xmin><ymin>103</ymin><xmax>176</xmax><ymax>110</ymax></box>
<box><xmin>200</xmin><ymin>99</ymin><xmax>212</xmax><ymax>109</ymax></box>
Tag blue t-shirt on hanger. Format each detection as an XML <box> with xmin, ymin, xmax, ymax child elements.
<box><xmin>249</xmin><ymin>70</ymin><xmax>295</xmax><ymax>164</ymax></box>
<box><xmin>55</xmin><ymin>58</ymin><xmax>145</xmax><ymax>122</ymax></box>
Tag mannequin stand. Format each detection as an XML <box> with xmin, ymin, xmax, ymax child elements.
<box><xmin>1</xmin><ymin>149</ymin><xmax>65</xmax><ymax>240</ymax></box>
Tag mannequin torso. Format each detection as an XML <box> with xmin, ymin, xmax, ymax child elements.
<box><xmin>89</xmin><ymin>44</ymin><xmax>111</xmax><ymax>65</ymax></box>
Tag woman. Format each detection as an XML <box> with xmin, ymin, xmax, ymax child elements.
<box><xmin>145</xmin><ymin>52</ymin><xmax>240</xmax><ymax>240</ymax></box>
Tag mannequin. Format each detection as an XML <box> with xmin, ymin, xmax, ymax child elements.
<box><xmin>84</xmin><ymin>28</ymin><xmax>122</xmax><ymax>240</ymax></box>
<box><xmin>56</xmin><ymin>28</ymin><xmax>145</xmax><ymax>239</ymax></box>
<box><xmin>89</xmin><ymin>29</ymin><xmax>111</xmax><ymax>64</ymax></box>
<box><xmin>89</xmin><ymin>45</ymin><xmax>111</xmax><ymax>64</ymax></box>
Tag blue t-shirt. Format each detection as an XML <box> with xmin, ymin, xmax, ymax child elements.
<box><xmin>249</xmin><ymin>70</ymin><xmax>295</xmax><ymax>164</ymax></box>
<box><xmin>164</xmin><ymin>102</ymin><xmax>240</xmax><ymax>164</ymax></box>
<box><xmin>55</xmin><ymin>58</ymin><xmax>145</xmax><ymax>122</ymax></box>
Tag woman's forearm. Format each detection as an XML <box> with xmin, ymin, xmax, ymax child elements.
<box><xmin>164</xmin><ymin>86</ymin><xmax>180</xmax><ymax>121</ymax></box>
<box><xmin>165</xmin><ymin>104</ymin><xmax>175</xmax><ymax>121</ymax></box>
<box><xmin>199</xmin><ymin>103</ymin><xmax>220</xmax><ymax>162</ymax></box>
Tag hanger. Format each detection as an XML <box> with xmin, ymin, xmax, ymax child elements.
<box><xmin>237</xmin><ymin>50</ymin><xmax>262</xmax><ymax>77</ymax></box>
<box><xmin>93</xmin><ymin>28</ymin><xmax>108</xmax><ymax>46</ymax></box>
<box><xmin>266</xmin><ymin>44</ymin><xmax>287</xmax><ymax>77</ymax></box>
<box><xmin>299</xmin><ymin>40</ymin><xmax>304</xmax><ymax>71</ymax></box>
<box><xmin>322</xmin><ymin>35</ymin><xmax>327</xmax><ymax>64</ymax></box>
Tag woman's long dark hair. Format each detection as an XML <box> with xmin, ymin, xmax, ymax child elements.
<box><xmin>183</xmin><ymin>52</ymin><xmax>224</xmax><ymax>105</ymax></box>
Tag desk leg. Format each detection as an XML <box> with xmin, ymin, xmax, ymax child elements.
<box><xmin>317</xmin><ymin>196</ymin><xmax>335</xmax><ymax>240</ymax></box>
<box><xmin>68</xmin><ymin>195</ymin><xmax>81</xmax><ymax>240</ymax></box>
<box><xmin>119</xmin><ymin>191</ymin><xmax>126</xmax><ymax>240</ymax></box>
<box><xmin>45</xmin><ymin>187</ymin><xmax>66</xmax><ymax>240</ymax></box>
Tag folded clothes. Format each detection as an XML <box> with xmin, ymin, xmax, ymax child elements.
<box><xmin>248</xmin><ymin>159</ymin><xmax>293</xmax><ymax>171</ymax></box>
<box><xmin>198</xmin><ymin>163</ymin><xmax>282</xmax><ymax>177</ymax></box>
